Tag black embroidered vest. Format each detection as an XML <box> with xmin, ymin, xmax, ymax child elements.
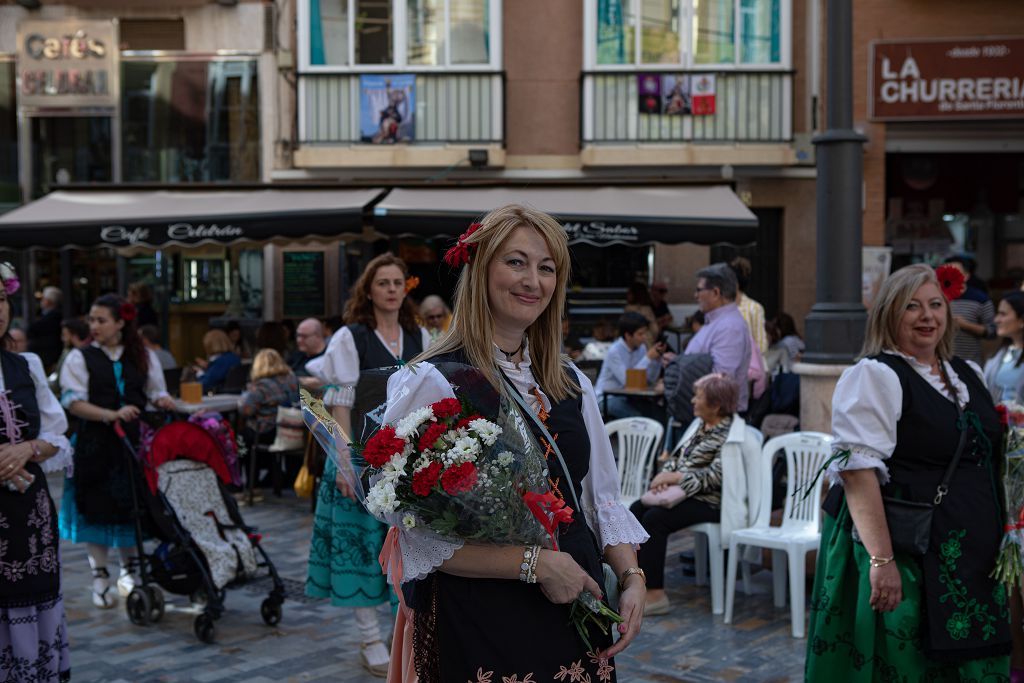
<box><xmin>81</xmin><ymin>345</ymin><xmax>147</xmax><ymax>410</ymax></box>
<box><xmin>0</xmin><ymin>350</ymin><xmax>40</xmax><ymax>445</ymax></box>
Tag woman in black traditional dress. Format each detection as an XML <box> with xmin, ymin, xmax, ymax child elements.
<box><xmin>304</xmin><ymin>253</ymin><xmax>431</xmax><ymax>676</ymax></box>
<box><xmin>806</xmin><ymin>264</ymin><xmax>1010</xmax><ymax>680</ymax></box>
<box><xmin>58</xmin><ymin>294</ymin><xmax>176</xmax><ymax>609</ymax></box>
<box><xmin>380</xmin><ymin>206</ymin><xmax>649</xmax><ymax>682</ymax></box>
<box><xmin>0</xmin><ymin>263</ymin><xmax>73</xmax><ymax>681</ymax></box>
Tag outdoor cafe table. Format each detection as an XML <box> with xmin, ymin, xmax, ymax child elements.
<box><xmin>600</xmin><ymin>386</ymin><xmax>666</xmax><ymax>423</ymax></box>
<box><xmin>171</xmin><ymin>394</ymin><xmax>242</xmax><ymax>416</ymax></box>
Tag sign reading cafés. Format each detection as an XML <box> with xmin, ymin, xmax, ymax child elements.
<box><xmin>870</xmin><ymin>37</ymin><xmax>1024</xmax><ymax>121</ymax></box>
<box><xmin>17</xmin><ymin>20</ymin><xmax>118</xmax><ymax>109</ymax></box>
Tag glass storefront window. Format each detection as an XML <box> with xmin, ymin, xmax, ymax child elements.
<box><xmin>181</xmin><ymin>255</ymin><xmax>230</xmax><ymax>304</ymax></box>
<box><xmin>237</xmin><ymin>249</ymin><xmax>264</xmax><ymax>317</ymax></box>
<box><xmin>121</xmin><ymin>59</ymin><xmax>260</xmax><ymax>183</ymax></box>
<box><xmin>311</xmin><ymin>0</ymin><xmax>491</xmax><ymax>66</ymax></box>
<box><xmin>0</xmin><ymin>62</ymin><xmax>16</xmax><ymax>206</ymax></box>
<box><xmin>739</xmin><ymin>0</ymin><xmax>779</xmax><ymax>64</ymax></box>
<box><xmin>31</xmin><ymin>117</ymin><xmax>112</xmax><ymax>198</ymax></box>
<box><xmin>694</xmin><ymin>0</ymin><xmax>735</xmax><ymax>64</ymax></box>
<box><xmin>641</xmin><ymin>0</ymin><xmax>681</xmax><ymax>64</ymax></box>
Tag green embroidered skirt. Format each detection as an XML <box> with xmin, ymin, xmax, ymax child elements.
<box><xmin>805</xmin><ymin>503</ymin><xmax>1009</xmax><ymax>682</ymax></box>
<box><xmin>305</xmin><ymin>458</ymin><xmax>396</xmax><ymax>608</ymax></box>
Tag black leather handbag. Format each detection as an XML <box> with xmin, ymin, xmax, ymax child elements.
<box><xmin>851</xmin><ymin>366</ymin><xmax>969</xmax><ymax>557</ymax></box>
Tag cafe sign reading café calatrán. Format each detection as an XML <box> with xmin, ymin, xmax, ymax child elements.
<box><xmin>16</xmin><ymin>20</ymin><xmax>119</xmax><ymax>109</ymax></box>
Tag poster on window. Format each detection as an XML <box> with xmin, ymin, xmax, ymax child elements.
<box><xmin>691</xmin><ymin>74</ymin><xmax>717</xmax><ymax>115</ymax></box>
<box><xmin>359</xmin><ymin>74</ymin><xmax>415</xmax><ymax>144</ymax></box>
<box><xmin>637</xmin><ymin>73</ymin><xmax>662</xmax><ymax>114</ymax></box>
<box><xmin>661</xmin><ymin>74</ymin><xmax>691</xmax><ymax>115</ymax></box>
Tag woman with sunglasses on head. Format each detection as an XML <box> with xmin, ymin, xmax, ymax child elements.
<box><xmin>0</xmin><ymin>263</ymin><xmax>73</xmax><ymax>681</ymax></box>
<box><xmin>58</xmin><ymin>293</ymin><xmax>176</xmax><ymax>610</ymax></box>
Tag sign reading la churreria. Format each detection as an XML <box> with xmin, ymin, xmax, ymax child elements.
<box><xmin>869</xmin><ymin>37</ymin><xmax>1024</xmax><ymax>121</ymax></box>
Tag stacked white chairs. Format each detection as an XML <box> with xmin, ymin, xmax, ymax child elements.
<box><xmin>604</xmin><ymin>417</ymin><xmax>664</xmax><ymax>507</ymax></box>
<box><xmin>723</xmin><ymin>431</ymin><xmax>834</xmax><ymax>638</ymax></box>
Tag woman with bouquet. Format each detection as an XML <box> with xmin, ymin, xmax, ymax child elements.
<box><xmin>304</xmin><ymin>253</ymin><xmax>431</xmax><ymax>677</ymax></box>
<box><xmin>806</xmin><ymin>264</ymin><xmax>1009</xmax><ymax>681</ymax></box>
<box><xmin>377</xmin><ymin>205</ymin><xmax>649</xmax><ymax>682</ymax></box>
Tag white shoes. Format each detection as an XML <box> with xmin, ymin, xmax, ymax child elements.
<box><xmin>117</xmin><ymin>571</ymin><xmax>136</xmax><ymax>598</ymax></box>
<box><xmin>91</xmin><ymin>568</ymin><xmax>115</xmax><ymax>609</ymax></box>
<box><xmin>360</xmin><ymin>640</ymin><xmax>390</xmax><ymax>678</ymax></box>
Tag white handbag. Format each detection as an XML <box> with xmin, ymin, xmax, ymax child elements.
<box><xmin>269</xmin><ymin>405</ymin><xmax>306</xmax><ymax>452</ymax></box>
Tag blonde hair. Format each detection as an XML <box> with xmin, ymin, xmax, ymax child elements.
<box><xmin>203</xmin><ymin>329</ymin><xmax>234</xmax><ymax>356</ymax></box>
<box><xmin>251</xmin><ymin>348</ymin><xmax>291</xmax><ymax>380</ymax></box>
<box><xmin>415</xmin><ymin>204</ymin><xmax>578</xmax><ymax>401</ymax></box>
<box><xmin>861</xmin><ymin>263</ymin><xmax>955</xmax><ymax>360</ymax></box>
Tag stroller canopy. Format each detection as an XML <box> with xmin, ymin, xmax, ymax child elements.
<box><xmin>144</xmin><ymin>421</ymin><xmax>235</xmax><ymax>494</ymax></box>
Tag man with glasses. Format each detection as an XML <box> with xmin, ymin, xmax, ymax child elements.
<box><xmin>290</xmin><ymin>317</ymin><xmax>328</xmax><ymax>390</ymax></box>
<box><xmin>419</xmin><ymin>295</ymin><xmax>452</xmax><ymax>342</ymax></box>
<box><xmin>685</xmin><ymin>263</ymin><xmax>753</xmax><ymax>412</ymax></box>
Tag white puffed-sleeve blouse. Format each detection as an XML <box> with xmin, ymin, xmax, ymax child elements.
<box><xmin>380</xmin><ymin>342</ymin><xmax>648</xmax><ymax>583</ymax></box>
<box><xmin>827</xmin><ymin>349</ymin><xmax>983</xmax><ymax>486</ymax></box>
<box><xmin>59</xmin><ymin>343</ymin><xmax>170</xmax><ymax>409</ymax></box>
<box><xmin>0</xmin><ymin>352</ymin><xmax>72</xmax><ymax>473</ymax></box>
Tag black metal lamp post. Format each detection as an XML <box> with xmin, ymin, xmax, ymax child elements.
<box><xmin>803</xmin><ymin>0</ymin><xmax>868</xmax><ymax>364</ymax></box>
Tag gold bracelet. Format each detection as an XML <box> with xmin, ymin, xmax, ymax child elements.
<box><xmin>619</xmin><ymin>567</ymin><xmax>646</xmax><ymax>590</ymax></box>
<box><xmin>869</xmin><ymin>554</ymin><xmax>894</xmax><ymax>568</ymax></box>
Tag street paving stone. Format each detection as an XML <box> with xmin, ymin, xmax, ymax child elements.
<box><xmin>50</xmin><ymin>475</ymin><xmax>806</xmax><ymax>682</ymax></box>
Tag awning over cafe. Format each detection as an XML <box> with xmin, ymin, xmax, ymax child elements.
<box><xmin>372</xmin><ymin>185</ymin><xmax>758</xmax><ymax>246</ymax></box>
<box><xmin>0</xmin><ymin>188</ymin><xmax>386</xmax><ymax>249</ymax></box>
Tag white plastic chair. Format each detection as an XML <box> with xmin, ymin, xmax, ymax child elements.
<box><xmin>724</xmin><ymin>431</ymin><xmax>834</xmax><ymax>638</ymax></box>
<box><xmin>604</xmin><ymin>417</ymin><xmax>664</xmax><ymax>507</ymax></box>
<box><xmin>685</xmin><ymin>420</ymin><xmax>764</xmax><ymax>615</ymax></box>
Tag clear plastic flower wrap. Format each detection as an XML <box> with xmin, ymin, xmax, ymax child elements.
<box><xmin>301</xmin><ymin>361</ymin><xmax>622</xmax><ymax>651</ymax></box>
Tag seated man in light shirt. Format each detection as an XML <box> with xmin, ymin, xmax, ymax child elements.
<box><xmin>594</xmin><ymin>311</ymin><xmax>664</xmax><ymax>419</ymax></box>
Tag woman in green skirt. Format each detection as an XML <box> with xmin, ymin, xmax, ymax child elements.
<box><xmin>806</xmin><ymin>264</ymin><xmax>1010</xmax><ymax>681</ymax></box>
<box><xmin>305</xmin><ymin>254</ymin><xmax>431</xmax><ymax>677</ymax></box>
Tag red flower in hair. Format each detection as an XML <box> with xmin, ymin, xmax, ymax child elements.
<box><xmin>443</xmin><ymin>222</ymin><xmax>483</xmax><ymax>269</ymax></box>
<box><xmin>119</xmin><ymin>302</ymin><xmax>137</xmax><ymax>322</ymax></box>
<box><xmin>935</xmin><ymin>264</ymin><xmax>966</xmax><ymax>302</ymax></box>
<box><xmin>405</xmin><ymin>276</ymin><xmax>420</xmax><ymax>294</ymax></box>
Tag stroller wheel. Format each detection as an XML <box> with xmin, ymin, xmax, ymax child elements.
<box><xmin>194</xmin><ymin>613</ymin><xmax>216</xmax><ymax>644</ymax></box>
<box><xmin>145</xmin><ymin>586</ymin><xmax>165</xmax><ymax>623</ymax></box>
<box><xmin>260</xmin><ymin>598</ymin><xmax>283</xmax><ymax>626</ymax></box>
<box><xmin>126</xmin><ymin>589</ymin><xmax>152</xmax><ymax>626</ymax></box>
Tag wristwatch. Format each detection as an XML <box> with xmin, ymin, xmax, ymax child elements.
<box><xmin>619</xmin><ymin>567</ymin><xmax>646</xmax><ymax>590</ymax></box>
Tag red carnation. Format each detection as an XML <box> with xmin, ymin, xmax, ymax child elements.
<box><xmin>442</xmin><ymin>222</ymin><xmax>482</xmax><ymax>269</ymax></box>
<box><xmin>363</xmin><ymin>426</ymin><xmax>405</xmax><ymax>468</ymax></box>
<box><xmin>441</xmin><ymin>462</ymin><xmax>478</xmax><ymax>495</ymax></box>
<box><xmin>431</xmin><ymin>398</ymin><xmax>463</xmax><ymax>419</ymax></box>
<box><xmin>935</xmin><ymin>264</ymin><xmax>967</xmax><ymax>302</ymax></box>
<box><xmin>996</xmin><ymin>403</ymin><xmax>1009</xmax><ymax>427</ymax></box>
<box><xmin>418</xmin><ymin>422</ymin><xmax>448</xmax><ymax>451</ymax></box>
<box><xmin>119</xmin><ymin>301</ymin><xmax>137</xmax><ymax>322</ymax></box>
<box><xmin>412</xmin><ymin>461</ymin><xmax>442</xmax><ymax>496</ymax></box>
<box><xmin>455</xmin><ymin>414</ymin><xmax>483</xmax><ymax>431</ymax></box>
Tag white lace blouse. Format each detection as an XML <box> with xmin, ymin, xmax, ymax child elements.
<box><xmin>59</xmin><ymin>343</ymin><xmax>170</xmax><ymax>409</ymax></box>
<box><xmin>307</xmin><ymin>325</ymin><xmax>433</xmax><ymax>408</ymax></box>
<box><xmin>0</xmin><ymin>352</ymin><xmax>72</xmax><ymax>473</ymax></box>
<box><xmin>827</xmin><ymin>349</ymin><xmax>983</xmax><ymax>486</ymax></box>
<box><xmin>380</xmin><ymin>343</ymin><xmax>649</xmax><ymax>583</ymax></box>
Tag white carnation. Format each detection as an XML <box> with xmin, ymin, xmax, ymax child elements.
<box><xmin>468</xmin><ymin>418</ymin><xmax>502</xmax><ymax>446</ymax></box>
<box><xmin>402</xmin><ymin>513</ymin><xmax>417</xmax><ymax>530</ymax></box>
<box><xmin>395</xmin><ymin>406</ymin><xmax>435</xmax><ymax>440</ymax></box>
<box><xmin>450</xmin><ymin>435</ymin><xmax>481</xmax><ymax>462</ymax></box>
<box><xmin>496</xmin><ymin>451</ymin><xmax>514</xmax><ymax>467</ymax></box>
<box><xmin>366</xmin><ymin>481</ymin><xmax>399</xmax><ymax>515</ymax></box>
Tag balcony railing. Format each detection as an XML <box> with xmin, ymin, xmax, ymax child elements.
<box><xmin>581</xmin><ymin>70</ymin><xmax>792</xmax><ymax>144</ymax></box>
<box><xmin>299</xmin><ymin>71</ymin><xmax>504</xmax><ymax>144</ymax></box>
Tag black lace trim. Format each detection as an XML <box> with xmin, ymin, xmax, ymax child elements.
<box><xmin>0</xmin><ymin>594</ymin><xmax>63</xmax><ymax>620</ymax></box>
<box><xmin>413</xmin><ymin>574</ymin><xmax>440</xmax><ymax>683</ymax></box>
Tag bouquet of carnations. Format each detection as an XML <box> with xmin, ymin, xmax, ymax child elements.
<box><xmin>992</xmin><ymin>401</ymin><xmax>1024</xmax><ymax>585</ymax></box>
<box><xmin>301</xmin><ymin>362</ymin><xmax>621</xmax><ymax>650</ymax></box>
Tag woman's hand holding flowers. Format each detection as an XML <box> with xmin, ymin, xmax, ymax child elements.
<box><xmin>601</xmin><ymin>578</ymin><xmax>645</xmax><ymax>658</ymax></box>
<box><xmin>535</xmin><ymin>549</ymin><xmax>604</xmax><ymax>605</ymax></box>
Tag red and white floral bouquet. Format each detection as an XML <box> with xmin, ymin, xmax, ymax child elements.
<box><xmin>993</xmin><ymin>401</ymin><xmax>1024</xmax><ymax>585</ymax></box>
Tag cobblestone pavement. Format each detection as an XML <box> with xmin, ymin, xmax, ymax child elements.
<box><xmin>51</xmin><ymin>475</ymin><xmax>806</xmax><ymax>682</ymax></box>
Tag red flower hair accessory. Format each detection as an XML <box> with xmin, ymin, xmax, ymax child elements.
<box><xmin>935</xmin><ymin>264</ymin><xmax>966</xmax><ymax>302</ymax></box>
<box><xmin>119</xmin><ymin>301</ymin><xmax>137</xmax><ymax>322</ymax></box>
<box><xmin>404</xmin><ymin>275</ymin><xmax>420</xmax><ymax>294</ymax></box>
<box><xmin>443</xmin><ymin>222</ymin><xmax>482</xmax><ymax>269</ymax></box>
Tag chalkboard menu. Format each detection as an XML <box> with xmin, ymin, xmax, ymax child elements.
<box><xmin>282</xmin><ymin>251</ymin><xmax>325</xmax><ymax>317</ymax></box>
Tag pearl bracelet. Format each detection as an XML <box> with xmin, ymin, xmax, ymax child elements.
<box><xmin>519</xmin><ymin>545</ymin><xmax>540</xmax><ymax>584</ymax></box>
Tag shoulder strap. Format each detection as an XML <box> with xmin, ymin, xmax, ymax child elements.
<box><xmin>500</xmin><ymin>374</ymin><xmax>583</xmax><ymax>516</ymax></box>
<box><xmin>934</xmin><ymin>361</ymin><xmax>968</xmax><ymax>506</ymax></box>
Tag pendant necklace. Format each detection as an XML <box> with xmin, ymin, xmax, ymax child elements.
<box><xmin>498</xmin><ymin>339</ymin><xmax>524</xmax><ymax>362</ymax></box>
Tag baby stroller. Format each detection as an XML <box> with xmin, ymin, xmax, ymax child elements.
<box><xmin>114</xmin><ymin>419</ymin><xmax>286</xmax><ymax>643</ymax></box>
